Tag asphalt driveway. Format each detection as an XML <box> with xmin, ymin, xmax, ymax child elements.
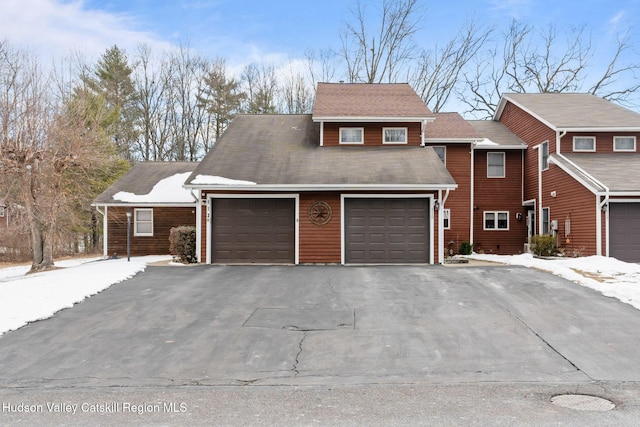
<box><xmin>1</xmin><ymin>264</ymin><xmax>640</xmax><ymax>388</ymax></box>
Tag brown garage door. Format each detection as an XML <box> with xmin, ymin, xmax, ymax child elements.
<box><xmin>610</xmin><ymin>203</ymin><xmax>640</xmax><ymax>263</ymax></box>
<box><xmin>345</xmin><ymin>198</ymin><xmax>430</xmax><ymax>263</ymax></box>
<box><xmin>211</xmin><ymin>198</ymin><xmax>295</xmax><ymax>264</ymax></box>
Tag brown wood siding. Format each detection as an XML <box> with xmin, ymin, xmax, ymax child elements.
<box><xmin>473</xmin><ymin>150</ymin><xmax>527</xmax><ymax>254</ymax></box>
<box><xmin>498</xmin><ymin>101</ymin><xmax>556</xmax><ymax>203</ymax></box>
<box><xmin>299</xmin><ymin>193</ymin><xmax>341</xmax><ymax>263</ymax></box>
<box><xmin>435</xmin><ymin>144</ymin><xmax>472</xmax><ymax>254</ymax></box>
<box><xmin>322</xmin><ymin>122</ymin><xmax>422</xmax><ymax>146</ymax></box>
<box><xmin>107</xmin><ymin>206</ymin><xmax>196</xmax><ymax>257</ymax></box>
<box><xmin>543</xmin><ymin>164</ymin><xmax>598</xmax><ymax>256</ymax></box>
<box><xmin>560</xmin><ymin>132</ymin><xmax>640</xmax><ymax>153</ymax></box>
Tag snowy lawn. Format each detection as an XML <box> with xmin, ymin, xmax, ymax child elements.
<box><xmin>466</xmin><ymin>253</ymin><xmax>640</xmax><ymax>310</ymax></box>
<box><xmin>0</xmin><ymin>255</ymin><xmax>171</xmax><ymax>336</ymax></box>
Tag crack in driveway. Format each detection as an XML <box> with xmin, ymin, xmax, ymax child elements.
<box><xmin>292</xmin><ymin>332</ymin><xmax>307</xmax><ymax>375</ymax></box>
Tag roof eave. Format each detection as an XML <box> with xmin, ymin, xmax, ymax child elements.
<box><xmin>312</xmin><ymin>116</ymin><xmax>435</xmax><ymax>123</ymax></box>
<box><xmin>92</xmin><ymin>202</ymin><xmax>197</xmax><ymax>207</ymax></box>
<box><xmin>184</xmin><ymin>183</ymin><xmax>458</xmax><ymax>191</ymax></box>
<box><xmin>558</xmin><ymin>127</ymin><xmax>640</xmax><ymax>133</ymax></box>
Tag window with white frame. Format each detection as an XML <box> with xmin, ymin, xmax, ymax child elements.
<box><xmin>541</xmin><ymin>140</ymin><xmax>549</xmax><ymax>170</ymax></box>
<box><xmin>573</xmin><ymin>136</ymin><xmax>596</xmax><ymax>152</ymax></box>
<box><xmin>134</xmin><ymin>208</ymin><xmax>154</xmax><ymax>236</ymax></box>
<box><xmin>433</xmin><ymin>146</ymin><xmax>446</xmax><ymax>164</ymax></box>
<box><xmin>339</xmin><ymin>127</ymin><xmax>364</xmax><ymax>144</ymax></box>
<box><xmin>443</xmin><ymin>208</ymin><xmax>450</xmax><ymax>230</ymax></box>
<box><xmin>542</xmin><ymin>207</ymin><xmax>550</xmax><ymax>235</ymax></box>
<box><xmin>487</xmin><ymin>152</ymin><xmax>505</xmax><ymax>178</ymax></box>
<box><xmin>484</xmin><ymin>211</ymin><xmax>509</xmax><ymax>230</ymax></box>
<box><xmin>614</xmin><ymin>136</ymin><xmax>636</xmax><ymax>152</ymax></box>
<box><xmin>383</xmin><ymin>127</ymin><xmax>407</xmax><ymax>144</ymax></box>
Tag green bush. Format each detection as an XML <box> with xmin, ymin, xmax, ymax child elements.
<box><xmin>169</xmin><ymin>226</ymin><xmax>197</xmax><ymax>263</ymax></box>
<box><xmin>530</xmin><ymin>234</ymin><xmax>557</xmax><ymax>257</ymax></box>
<box><xmin>459</xmin><ymin>241</ymin><xmax>473</xmax><ymax>255</ymax></box>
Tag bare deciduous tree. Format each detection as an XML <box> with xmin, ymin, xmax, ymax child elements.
<box><xmin>411</xmin><ymin>19</ymin><xmax>492</xmax><ymax>112</ymax></box>
<box><xmin>242</xmin><ymin>63</ymin><xmax>278</xmax><ymax>114</ymax></box>
<box><xmin>339</xmin><ymin>0</ymin><xmax>422</xmax><ymax>83</ymax></box>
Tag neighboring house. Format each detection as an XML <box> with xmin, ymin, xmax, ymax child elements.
<box><xmin>495</xmin><ymin>93</ymin><xmax>640</xmax><ymax>262</ymax></box>
<box><xmin>184</xmin><ymin>83</ymin><xmax>457</xmax><ymax>264</ymax></box>
<box><xmin>93</xmin><ymin>162</ymin><xmax>199</xmax><ymax>257</ymax></box>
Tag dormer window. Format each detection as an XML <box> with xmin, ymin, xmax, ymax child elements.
<box><xmin>573</xmin><ymin>136</ymin><xmax>596</xmax><ymax>152</ymax></box>
<box><xmin>340</xmin><ymin>127</ymin><xmax>364</xmax><ymax>144</ymax></box>
<box><xmin>383</xmin><ymin>127</ymin><xmax>408</xmax><ymax>144</ymax></box>
<box><xmin>614</xmin><ymin>136</ymin><xmax>636</xmax><ymax>152</ymax></box>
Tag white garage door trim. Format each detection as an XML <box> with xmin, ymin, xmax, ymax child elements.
<box><xmin>341</xmin><ymin>194</ymin><xmax>434</xmax><ymax>265</ymax></box>
<box><xmin>206</xmin><ymin>194</ymin><xmax>299</xmax><ymax>264</ymax></box>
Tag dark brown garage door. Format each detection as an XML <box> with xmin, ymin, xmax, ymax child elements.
<box><xmin>610</xmin><ymin>203</ymin><xmax>640</xmax><ymax>263</ymax></box>
<box><xmin>211</xmin><ymin>198</ymin><xmax>295</xmax><ymax>264</ymax></box>
<box><xmin>345</xmin><ymin>198</ymin><xmax>430</xmax><ymax>263</ymax></box>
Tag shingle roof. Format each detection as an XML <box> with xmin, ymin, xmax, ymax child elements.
<box><xmin>555</xmin><ymin>153</ymin><xmax>640</xmax><ymax>193</ymax></box>
<box><xmin>468</xmin><ymin>120</ymin><xmax>527</xmax><ymax>148</ymax></box>
<box><xmin>500</xmin><ymin>93</ymin><xmax>640</xmax><ymax>129</ymax></box>
<box><xmin>425</xmin><ymin>113</ymin><xmax>480</xmax><ymax>139</ymax></box>
<box><xmin>187</xmin><ymin>114</ymin><xmax>456</xmax><ymax>188</ymax></box>
<box><xmin>312</xmin><ymin>83</ymin><xmax>433</xmax><ymax>120</ymax></box>
<box><xmin>94</xmin><ymin>162</ymin><xmax>199</xmax><ymax>204</ymax></box>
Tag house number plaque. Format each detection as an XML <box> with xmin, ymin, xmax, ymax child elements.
<box><xmin>308</xmin><ymin>201</ymin><xmax>332</xmax><ymax>225</ymax></box>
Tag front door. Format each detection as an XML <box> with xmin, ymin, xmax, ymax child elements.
<box><xmin>527</xmin><ymin>210</ymin><xmax>536</xmax><ymax>241</ymax></box>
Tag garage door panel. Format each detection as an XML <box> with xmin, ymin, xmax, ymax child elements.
<box><xmin>610</xmin><ymin>203</ymin><xmax>640</xmax><ymax>263</ymax></box>
<box><xmin>211</xmin><ymin>198</ymin><xmax>295</xmax><ymax>264</ymax></box>
<box><xmin>345</xmin><ymin>198</ymin><xmax>430</xmax><ymax>263</ymax></box>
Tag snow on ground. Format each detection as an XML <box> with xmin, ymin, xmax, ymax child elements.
<box><xmin>467</xmin><ymin>253</ymin><xmax>640</xmax><ymax>310</ymax></box>
<box><xmin>0</xmin><ymin>255</ymin><xmax>171</xmax><ymax>336</ymax></box>
<box><xmin>0</xmin><ymin>253</ymin><xmax>638</xmax><ymax>337</ymax></box>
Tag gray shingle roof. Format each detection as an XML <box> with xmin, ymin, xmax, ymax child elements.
<box><xmin>94</xmin><ymin>162</ymin><xmax>199</xmax><ymax>204</ymax></box>
<box><xmin>556</xmin><ymin>153</ymin><xmax>640</xmax><ymax>193</ymax></box>
<box><xmin>312</xmin><ymin>83</ymin><xmax>433</xmax><ymax>119</ymax></box>
<box><xmin>187</xmin><ymin>114</ymin><xmax>456</xmax><ymax>188</ymax></box>
<box><xmin>501</xmin><ymin>93</ymin><xmax>640</xmax><ymax>129</ymax></box>
<box><xmin>468</xmin><ymin>120</ymin><xmax>527</xmax><ymax>148</ymax></box>
<box><xmin>425</xmin><ymin>113</ymin><xmax>480</xmax><ymax>139</ymax></box>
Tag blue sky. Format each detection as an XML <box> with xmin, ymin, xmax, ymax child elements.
<box><xmin>1</xmin><ymin>0</ymin><xmax>638</xmax><ymax>78</ymax></box>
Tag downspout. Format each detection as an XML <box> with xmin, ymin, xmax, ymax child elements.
<box><xmin>556</xmin><ymin>130</ymin><xmax>566</xmax><ymax>155</ymax></box>
<box><xmin>319</xmin><ymin>121</ymin><xmax>324</xmax><ymax>147</ymax></box>
<box><xmin>470</xmin><ymin>142</ymin><xmax>476</xmax><ymax>248</ymax></box>
<box><xmin>95</xmin><ymin>205</ymin><xmax>108</xmax><ymax>258</ymax></box>
<box><xmin>191</xmin><ymin>189</ymin><xmax>202</xmax><ymax>263</ymax></box>
<box><xmin>420</xmin><ymin>120</ymin><xmax>427</xmax><ymax>146</ymax></box>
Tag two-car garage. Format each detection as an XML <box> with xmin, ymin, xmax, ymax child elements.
<box><xmin>208</xmin><ymin>195</ymin><xmax>433</xmax><ymax>264</ymax></box>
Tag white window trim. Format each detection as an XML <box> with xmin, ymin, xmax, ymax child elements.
<box><xmin>487</xmin><ymin>152</ymin><xmax>506</xmax><ymax>178</ymax></box>
<box><xmin>433</xmin><ymin>146</ymin><xmax>446</xmax><ymax>165</ymax></box>
<box><xmin>541</xmin><ymin>140</ymin><xmax>549</xmax><ymax>171</ymax></box>
<box><xmin>573</xmin><ymin>136</ymin><xmax>596</xmax><ymax>152</ymax></box>
<box><xmin>134</xmin><ymin>208</ymin><xmax>154</xmax><ymax>236</ymax></box>
<box><xmin>483</xmin><ymin>211</ymin><xmax>510</xmax><ymax>231</ymax></box>
<box><xmin>443</xmin><ymin>208</ymin><xmax>450</xmax><ymax>230</ymax></box>
<box><xmin>339</xmin><ymin>127</ymin><xmax>364</xmax><ymax>144</ymax></box>
<box><xmin>614</xmin><ymin>136</ymin><xmax>636</xmax><ymax>152</ymax></box>
<box><xmin>382</xmin><ymin>127</ymin><xmax>408</xmax><ymax>144</ymax></box>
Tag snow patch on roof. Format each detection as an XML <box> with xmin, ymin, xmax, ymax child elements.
<box><xmin>476</xmin><ymin>138</ymin><xmax>499</xmax><ymax>146</ymax></box>
<box><xmin>190</xmin><ymin>175</ymin><xmax>257</xmax><ymax>185</ymax></box>
<box><xmin>113</xmin><ymin>172</ymin><xmax>194</xmax><ymax>203</ymax></box>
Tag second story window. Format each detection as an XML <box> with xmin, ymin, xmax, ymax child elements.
<box><xmin>541</xmin><ymin>140</ymin><xmax>549</xmax><ymax>170</ymax></box>
<box><xmin>614</xmin><ymin>136</ymin><xmax>636</xmax><ymax>152</ymax></box>
<box><xmin>383</xmin><ymin>127</ymin><xmax>407</xmax><ymax>144</ymax></box>
<box><xmin>573</xmin><ymin>136</ymin><xmax>596</xmax><ymax>152</ymax></box>
<box><xmin>487</xmin><ymin>152</ymin><xmax>505</xmax><ymax>178</ymax></box>
<box><xmin>340</xmin><ymin>127</ymin><xmax>364</xmax><ymax>144</ymax></box>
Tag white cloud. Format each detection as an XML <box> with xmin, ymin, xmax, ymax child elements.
<box><xmin>490</xmin><ymin>0</ymin><xmax>532</xmax><ymax>19</ymax></box>
<box><xmin>0</xmin><ymin>0</ymin><xmax>171</xmax><ymax>61</ymax></box>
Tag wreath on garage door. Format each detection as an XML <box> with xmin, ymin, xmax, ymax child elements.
<box><xmin>308</xmin><ymin>201</ymin><xmax>332</xmax><ymax>225</ymax></box>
